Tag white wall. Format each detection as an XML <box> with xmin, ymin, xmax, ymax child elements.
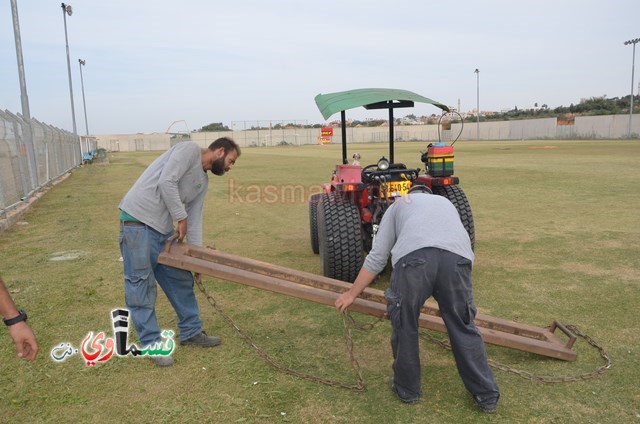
<box><xmin>94</xmin><ymin>114</ymin><xmax>640</xmax><ymax>152</ymax></box>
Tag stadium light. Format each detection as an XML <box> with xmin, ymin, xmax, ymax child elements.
<box><xmin>78</xmin><ymin>59</ymin><xmax>89</xmax><ymax>136</ymax></box>
<box><xmin>474</xmin><ymin>68</ymin><xmax>480</xmax><ymax>140</ymax></box>
<box><xmin>61</xmin><ymin>3</ymin><xmax>78</xmax><ymax>137</ymax></box>
<box><xmin>624</xmin><ymin>38</ymin><xmax>640</xmax><ymax>138</ymax></box>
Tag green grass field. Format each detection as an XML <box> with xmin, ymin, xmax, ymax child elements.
<box><xmin>0</xmin><ymin>140</ymin><xmax>638</xmax><ymax>423</ymax></box>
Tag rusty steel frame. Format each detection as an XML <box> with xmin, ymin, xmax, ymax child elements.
<box><xmin>158</xmin><ymin>242</ymin><xmax>577</xmax><ymax>361</ymax></box>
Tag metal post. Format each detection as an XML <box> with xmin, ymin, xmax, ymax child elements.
<box><xmin>61</xmin><ymin>4</ymin><xmax>78</xmax><ymax>142</ymax></box>
<box><xmin>341</xmin><ymin>110</ymin><xmax>347</xmax><ymax>164</ymax></box>
<box><xmin>474</xmin><ymin>68</ymin><xmax>480</xmax><ymax>140</ymax></box>
<box><xmin>10</xmin><ymin>0</ymin><xmax>30</xmax><ymax>121</ymax></box>
<box><xmin>632</xmin><ymin>42</ymin><xmax>636</xmax><ymax>138</ymax></box>
<box><xmin>10</xmin><ymin>1</ymin><xmax>39</xmax><ymax>192</ymax></box>
<box><xmin>78</xmin><ymin>59</ymin><xmax>90</xmax><ymax>156</ymax></box>
<box><xmin>624</xmin><ymin>38</ymin><xmax>640</xmax><ymax>138</ymax></box>
<box><xmin>388</xmin><ymin>104</ymin><xmax>394</xmax><ymax>163</ymax></box>
<box><xmin>78</xmin><ymin>59</ymin><xmax>89</xmax><ymax>136</ymax></box>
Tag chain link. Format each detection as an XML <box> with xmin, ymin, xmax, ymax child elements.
<box><xmin>195</xmin><ymin>277</ymin><xmax>367</xmax><ymax>391</ymax></box>
<box><xmin>196</xmin><ymin>275</ymin><xmax>610</xmax><ymax>387</ymax></box>
<box><xmin>343</xmin><ymin>310</ymin><xmax>386</xmax><ymax>331</ymax></box>
<box><xmin>419</xmin><ymin>324</ymin><xmax>612</xmax><ymax>383</ymax></box>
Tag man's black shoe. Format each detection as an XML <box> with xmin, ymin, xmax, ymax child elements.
<box><xmin>180</xmin><ymin>331</ymin><xmax>221</xmax><ymax>347</ymax></box>
<box><xmin>473</xmin><ymin>394</ymin><xmax>498</xmax><ymax>413</ymax></box>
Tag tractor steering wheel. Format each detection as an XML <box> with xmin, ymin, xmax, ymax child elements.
<box><xmin>362</xmin><ymin>163</ymin><xmax>381</xmax><ymax>172</ymax></box>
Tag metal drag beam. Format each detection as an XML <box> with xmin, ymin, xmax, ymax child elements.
<box><xmin>158</xmin><ymin>242</ymin><xmax>577</xmax><ymax>361</ymax></box>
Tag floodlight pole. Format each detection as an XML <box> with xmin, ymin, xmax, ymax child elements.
<box><xmin>78</xmin><ymin>59</ymin><xmax>89</xmax><ymax>134</ymax></box>
<box><xmin>624</xmin><ymin>38</ymin><xmax>639</xmax><ymax>138</ymax></box>
<box><xmin>78</xmin><ymin>58</ymin><xmax>90</xmax><ymax>155</ymax></box>
<box><xmin>10</xmin><ymin>0</ymin><xmax>30</xmax><ymax>121</ymax></box>
<box><xmin>61</xmin><ymin>3</ymin><xmax>78</xmax><ymax>138</ymax></box>
<box><xmin>10</xmin><ymin>0</ymin><xmax>39</xmax><ymax>192</ymax></box>
<box><xmin>474</xmin><ymin>68</ymin><xmax>480</xmax><ymax>140</ymax></box>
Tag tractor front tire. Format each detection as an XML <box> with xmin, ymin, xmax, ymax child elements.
<box><xmin>309</xmin><ymin>193</ymin><xmax>321</xmax><ymax>254</ymax></box>
<box><xmin>432</xmin><ymin>185</ymin><xmax>475</xmax><ymax>249</ymax></box>
<box><xmin>317</xmin><ymin>192</ymin><xmax>364</xmax><ymax>283</ymax></box>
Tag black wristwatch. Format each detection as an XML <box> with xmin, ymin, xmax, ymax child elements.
<box><xmin>3</xmin><ymin>308</ymin><xmax>28</xmax><ymax>326</ymax></box>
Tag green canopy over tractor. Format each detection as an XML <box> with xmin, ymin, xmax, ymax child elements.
<box><xmin>314</xmin><ymin>88</ymin><xmax>450</xmax><ymax>165</ymax></box>
<box><xmin>314</xmin><ymin>88</ymin><xmax>450</xmax><ymax>120</ymax></box>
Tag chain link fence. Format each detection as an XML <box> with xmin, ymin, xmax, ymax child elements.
<box><xmin>0</xmin><ymin>109</ymin><xmax>84</xmax><ymax>225</ymax></box>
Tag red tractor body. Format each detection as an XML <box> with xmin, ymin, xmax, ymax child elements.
<box><xmin>310</xmin><ymin>89</ymin><xmax>474</xmax><ymax>282</ymax></box>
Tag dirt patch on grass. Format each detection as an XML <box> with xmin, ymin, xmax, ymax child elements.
<box><xmin>48</xmin><ymin>250</ymin><xmax>88</xmax><ymax>261</ymax></box>
<box><xmin>559</xmin><ymin>262</ymin><xmax>639</xmax><ymax>282</ymax></box>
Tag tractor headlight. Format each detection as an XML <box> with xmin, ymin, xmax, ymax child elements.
<box><xmin>377</xmin><ymin>157</ymin><xmax>390</xmax><ymax>171</ymax></box>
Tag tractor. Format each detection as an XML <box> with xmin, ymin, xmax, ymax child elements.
<box><xmin>309</xmin><ymin>88</ymin><xmax>475</xmax><ymax>283</ymax></box>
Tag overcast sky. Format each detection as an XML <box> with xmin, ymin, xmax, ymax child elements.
<box><xmin>1</xmin><ymin>0</ymin><xmax>638</xmax><ymax>135</ymax></box>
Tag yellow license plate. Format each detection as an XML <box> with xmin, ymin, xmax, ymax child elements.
<box><xmin>382</xmin><ymin>181</ymin><xmax>411</xmax><ymax>198</ymax></box>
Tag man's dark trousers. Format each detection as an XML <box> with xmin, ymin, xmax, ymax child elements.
<box><xmin>386</xmin><ymin>247</ymin><xmax>500</xmax><ymax>403</ymax></box>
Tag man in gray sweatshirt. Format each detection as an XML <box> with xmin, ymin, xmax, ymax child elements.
<box><xmin>335</xmin><ymin>184</ymin><xmax>500</xmax><ymax>412</ymax></box>
<box><xmin>119</xmin><ymin>137</ymin><xmax>240</xmax><ymax>366</ymax></box>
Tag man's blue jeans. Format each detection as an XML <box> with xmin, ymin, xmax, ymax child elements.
<box><xmin>387</xmin><ymin>247</ymin><xmax>500</xmax><ymax>404</ymax></box>
<box><xmin>119</xmin><ymin>222</ymin><xmax>203</xmax><ymax>347</ymax></box>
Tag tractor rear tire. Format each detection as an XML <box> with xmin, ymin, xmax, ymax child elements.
<box><xmin>309</xmin><ymin>193</ymin><xmax>321</xmax><ymax>254</ymax></box>
<box><xmin>317</xmin><ymin>192</ymin><xmax>364</xmax><ymax>283</ymax></box>
<box><xmin>432</xmin><ymin>185</ymin><xmax>475</xmax><ymax>249</ymax></box>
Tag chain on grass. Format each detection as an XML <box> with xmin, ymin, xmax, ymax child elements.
<box><xmin>195</xmin><ymin>276</ymin><xmax>611</xmax><ymax>386</ymax></box>
<box><xmin>195</xmin><ymin>277</ymin><xmax>367</xmax><ymax>391</ymax></box>
<box><xmin>419</xmin><ymin>325</ymin><xmax>612</xmax><ymax>383</ymax></box>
